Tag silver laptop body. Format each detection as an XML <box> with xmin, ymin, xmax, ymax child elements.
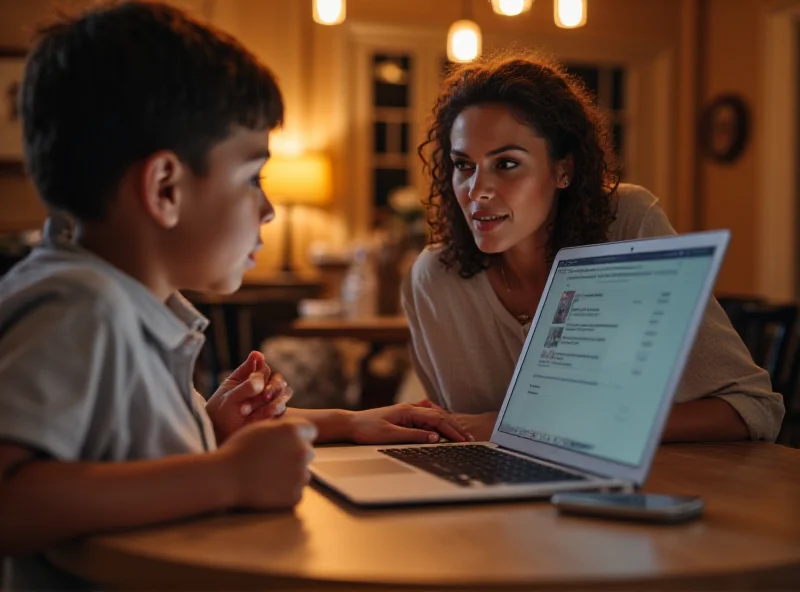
<box><xmin>311</xmin><ymin>231</ymin><xmax>731</xmax><ymax>506</ymax></box>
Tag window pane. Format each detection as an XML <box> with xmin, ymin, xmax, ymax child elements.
<box><xmin>565</xmin><ymin>64</ymin><xmax>599</xmax><ymax>102</ymax></box>
<box><xmin>374</xmin><ymin>121</ymin><xmax>387</xmax><ymax>154</ymax></box>
<box><xmin>373</xmin><ymin>54</ymin><xmax>411</xmax><ymax>108</ymax></box>
<box><xmin>612</xmin><ymin>68</ymin><xmax>626</xmax><ymax>111</ymax></box>
<box><xmin>374</xmin><ymin>168</ymin><xmax>408</xmax><ymax>208</ymax></box>
<box><xmin>612</xmin><ymin>123</ymin><xmax>624</xmax><ymax>159</ymax></box>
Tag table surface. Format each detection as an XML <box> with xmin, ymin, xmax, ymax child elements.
<box><xmin>49</xmin><ymin>442</ymin><xmax>800</xmax><ymax>591</ymax></box>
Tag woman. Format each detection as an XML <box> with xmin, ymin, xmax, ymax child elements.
<box><xmin>402</xmin><ymin>53</ymin><xmax>784</xmax><ymax>442</ymax></box>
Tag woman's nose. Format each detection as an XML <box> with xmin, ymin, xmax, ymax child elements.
<box><xmin>468</xmin><ymin>168</ymin><xmax>494</xmax><ymax>201</ymax></box>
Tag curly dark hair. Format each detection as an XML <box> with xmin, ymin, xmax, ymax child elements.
<box><xmin>418</xmin><ymin>51</ymin><xmax>620</xmax><ymax>278</ymax></box>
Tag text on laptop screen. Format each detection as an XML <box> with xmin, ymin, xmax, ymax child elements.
<box><xmin>498</xmin><ymin>247</ymin><xmax>716</xmax><ymax>467</ymax></box>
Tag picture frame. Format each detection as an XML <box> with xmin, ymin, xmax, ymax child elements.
<box><xmin>700</xmin><ymin>94</ymin><xmax>750</xmax><ymax>164</ymax></box>
<box><xmin>0</xmin><ymin>48</ymin><xmax>27</xmax><ymax>173</ymax></box>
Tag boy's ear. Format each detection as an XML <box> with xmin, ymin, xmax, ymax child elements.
<box><xmin>140</xmin><ymin>151</ymin><xmax>185</xmax><ymax>229</ymax></box>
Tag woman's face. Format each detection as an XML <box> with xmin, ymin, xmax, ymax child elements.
<box><xmin>449</xmin><ymin>103</ymin><xmax>569</xmax><ymax>255</ymax></box>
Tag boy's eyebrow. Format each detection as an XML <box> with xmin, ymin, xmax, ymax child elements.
<box><xmin>450</xmin><ymin>144</ymin><xmax>529</xmax><ymax>158</ymax></box>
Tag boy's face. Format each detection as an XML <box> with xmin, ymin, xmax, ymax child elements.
<box><xmin>168</xmin><ymin>126</ymin><xmax>274</xmax><ymax>294</ymax></box>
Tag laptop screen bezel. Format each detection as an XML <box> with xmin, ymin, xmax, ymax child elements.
<box><xmin>490</xmin><ymin>230</ymin><xmax>731</xmax><ymax>486</ymax></box>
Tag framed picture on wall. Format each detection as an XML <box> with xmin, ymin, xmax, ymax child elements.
<box><xmin>700</xmin><ymin>94</ymin><xmax>750</xmax><ymax>164</ymax></box>
<box><xmin>0</xmin><ymin>49</ymin><xmax>27</xmax><ymax>170</ymax></box>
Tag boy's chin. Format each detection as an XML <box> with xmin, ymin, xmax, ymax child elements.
<box><xmin>201</xmin><ymin>274</ymin><xmax>245</xmax><ymax>295</ymax></box>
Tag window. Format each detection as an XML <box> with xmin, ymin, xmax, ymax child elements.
<box><xmin>371</xmin><ymin>54</ymin><xmax>413</xmax><ymax>212</ymax></box>
<box><xmin>565</xmin><ymin>63</ymin><xmax>628</xmax><ymax>176</ymax></box>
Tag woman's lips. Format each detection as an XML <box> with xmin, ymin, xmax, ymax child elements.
<box><xmin>472</xmin><ymin>211</ymin><xmax>509</xmax><ymax>232</ymax></box>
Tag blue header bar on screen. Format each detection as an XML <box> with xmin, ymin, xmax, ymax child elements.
<box><xmin>558</xmin><ymin>247</ymin><xmax>715</xmax><ymax>268</ymax></box>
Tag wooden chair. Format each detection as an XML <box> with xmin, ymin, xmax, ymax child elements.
<box><xmin>732</xmin><ymin>304</ymin><xmax>798</xmax><ymax>385</ymax></box>
<box><xmin>721</xmin><ymin>301</ymin><xmax>799</xmax><ymax>447</ymax></box>
<box><xmin>717</xmin><ymin>295</ymin><xmax>766</xmax><ymax>338</ymax></box>
<box><xmin>777</xmin><ymin>327</ymin><xmax>800</xmax><ymax>447</ymax></box>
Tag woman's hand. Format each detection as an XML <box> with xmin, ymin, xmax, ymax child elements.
<box><xmin>345</xmin><ymin>404</ymin><xmax>475</xmax><ymax>445</ymax></box>
<box><xmin>205</xmin><ymin>351</ymin><xmax>293</xmax><ymax>443</ymax></box>
<box><xmin>451</xmin><ymin>412</ymin><xmax>499</xmax><ymax>442</ymax></box>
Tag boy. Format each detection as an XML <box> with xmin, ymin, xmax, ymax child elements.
<box><xmin>0</xmin><ymin>2</ymin><xmax>469</xmax><ymax>589</ymax></box>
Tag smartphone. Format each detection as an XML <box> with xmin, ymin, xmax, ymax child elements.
<box><xmin>550</xmin><ymin>492</ymin><xmax>704</xmax><ymax>523</ymax></box>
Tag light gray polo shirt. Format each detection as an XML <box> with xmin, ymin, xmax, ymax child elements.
<box><xmin>0</xmin><ymin>224</ymin><xmax>217</xmax><ymax>590</ymax></box>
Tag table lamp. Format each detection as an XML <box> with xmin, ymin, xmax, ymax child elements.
<box><xmin>260</xmin><ymin>153</ymin><xmax>332</xmax><ymax>277</ymax></box>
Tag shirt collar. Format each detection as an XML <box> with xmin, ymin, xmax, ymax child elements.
<box><xmin>41</xmin><ymin>215</ymin><xmax>209</xmax><ymax>350</ymax></box>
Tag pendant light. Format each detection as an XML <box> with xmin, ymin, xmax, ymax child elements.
<box><xmin>313</xmin><ymin>0</ymin><xmax>346</xmax><ymax>25</ymax></box>
<box><xmin>490</xmin><ymin>0</ymin><xmax>533</xmax><ymax>17</ymax></box>
<box><xmin>554</xmin><ymin>0</ymin><xmax>587</xmax><ymax>29</ymax></box>
<box><xmin>447</xmin><ymin>0</ymin><xmax>482</xmax><ymax>63</ymax></box>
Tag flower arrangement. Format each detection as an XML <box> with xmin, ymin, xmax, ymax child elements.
<box><xmin>388</xmin><ymin>185</ymin><xmax>424</xmax><ymax>224</ymax></box>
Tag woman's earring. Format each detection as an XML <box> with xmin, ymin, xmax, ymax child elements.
<box><xmin>561</xmin><ymin>178</ymin><xmax>570</xmax><ymax>188</ymax></box>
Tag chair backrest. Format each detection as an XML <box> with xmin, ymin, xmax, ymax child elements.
<box><xmin>732</xmin><ymin>303</ymin><xmax>798</xmax><ymax>395</ymax></box>
<box><xmin>717</xmin><ymin>295</ymin><xmax>766</xmax><ymax>337</ymax></box>
<box><xmin>780</xmin><ymin>325</ymin><xmax>800</xmax><ymax>412</ymax></box>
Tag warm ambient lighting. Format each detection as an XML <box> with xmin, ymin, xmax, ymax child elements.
<box><xmin>491</xmin><ymin>0</ymin><xmax>533</xmax><ymax>17</ymax></box>
<box><xmin>260</xmin><ymin>154</ymin><xmax>333</xmax><ymax>274</ymax></box>
<box><xmin>554</xmin><ymin>0</ymin><xmax>587</xmax><ymax>28</ymax></box>
<box><xmin>261</xmin><ymin>154</ymin><xmax>332</xmax><ymax>208</ymax></box>
<box><xmin>312</xmin><ymin>0</ymin><xmax>345</xmax><ymax>25</ymax></box>
<box><xmin>447</xmin><ymin>19</ymin><xmax>482</xmax><ymax>63</ymax></box>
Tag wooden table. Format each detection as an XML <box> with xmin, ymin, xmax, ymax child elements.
<box><xmin>280</xmin><ymin>315</ymin><xmax>410</xmax><ymax>343</ymax></box>
<box><xmin>48</xmin><ymin>443</ymin><xmax>800</xmax><ymax>591</ymax></box>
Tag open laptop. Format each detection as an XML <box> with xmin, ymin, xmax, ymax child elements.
<box><xmin>311</xmin><ymin>231</ymin><xmax>731</xmax><ymax>506</ymax></box>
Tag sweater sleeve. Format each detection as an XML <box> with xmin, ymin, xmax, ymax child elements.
<box><xmin>637</xmin><ymin>198</ymin><xmax>785</xmax><ymax>441</ymax></box>
<box><xmin>400</xmin><ymin>271</ymin><xmax>445</xmax><ymax>408</ymax></box>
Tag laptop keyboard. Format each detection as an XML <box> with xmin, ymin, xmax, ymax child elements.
<box><xmin>378</xmin><ymin>445</ymin><xmax>588</xmax><ymax>487</ymax></box>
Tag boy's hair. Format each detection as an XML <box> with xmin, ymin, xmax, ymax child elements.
<box><xmin>21</xmin><ymin>1</ymin><xmax>284</xmax><ymax>221</ymax></box>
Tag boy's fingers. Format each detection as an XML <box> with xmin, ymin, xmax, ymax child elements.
<box><xmin>222</xmin><ymin>373</ymin><xmax>265</xmax><ymax>408</ymax></box>
<box><xmin>225</xmin><ymin>351</ymin><xmax>265</xmax><ymax>384</ymax></box>
<box><xmin>267</xmin><ymin>372</ymin><xmax>287</xmax><ymax>390</ymax></box>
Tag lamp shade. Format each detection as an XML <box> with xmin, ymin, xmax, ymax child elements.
<box><xmin>491</xmin><ymin>0</ymin><xmax>533</xmax><ymax>16</ymax></box>
<box><xmin>260</xmin><ymin>154</ymin><xmax>333</xmax><ymax>207</ymax></box>
<box><xmin>447</xmin><ymin>19</ymin><xmax>482</xmax><ymax>63</ymax></box>
<box><xmin>554</xmin><ymin>0</ymin><xmax>587</xmax><ymax>28</ymax></box>
<box><xmin>313</xmin><ymin>0</ymin><xmax>346</xmax><ymax>25</ymax></box>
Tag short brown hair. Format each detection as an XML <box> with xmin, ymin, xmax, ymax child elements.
<box><xmin>22</xmin><ymin>1</ymin><xmax>284</xmax><ymax>221</ymax></box>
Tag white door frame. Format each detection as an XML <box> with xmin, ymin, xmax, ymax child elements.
<box><xmin>345</xmin><ymin>23</ymin><xmax>675</xmax><ymax>239</ymax></box>
<box><xmin>758</xmin><ymin>1</ymin><xmax>800</xmax><ymax>301</ymax></box>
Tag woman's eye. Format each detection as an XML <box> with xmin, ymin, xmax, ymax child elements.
<box><xmin>453</xmin><ymin>160</ymin><xmax>474</xmax><ymax>171</ymax></box>
<box><xmin>496</xmin><ymin>159</ymin><xmax>518</xmax><ymax>170</ymax></box>
<box><xmin>250</xmin><ymin>174</ymin><xmax>265</xmax><ymax>188</ymax></box>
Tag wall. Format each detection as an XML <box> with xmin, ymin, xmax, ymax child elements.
<box><xmin>697</xmin><ymin>0</ymin><xmax>765</xmax><ymax>296</ymax></box>
<box><xmin>0</xmin><ymin>0</ymin><xmax>790</xmax><ymax>292</ymax></box>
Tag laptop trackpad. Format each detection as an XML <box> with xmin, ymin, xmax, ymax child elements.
<box><xmin>315</xmin><ymin>459</ymin><xmax>416</xmax><ymax>477</ymax></box>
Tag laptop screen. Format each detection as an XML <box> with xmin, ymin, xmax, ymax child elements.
<box><xmin>497</xmin><ymin>246</ymin><xmax>717</xmax><ymax>467</ymax></box>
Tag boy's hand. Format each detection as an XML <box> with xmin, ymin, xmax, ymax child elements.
<box><xmin>345</xmin><ymin>404</ymin><xmax>475</xmax><ymax>445</ymax></box>
<box><xmin>217</xmin><ymin>417</ymin><xmax>317</xmax><ymax>510</ymax></box>
<box><xmin>206</xmin><ymin>352</ymin><xmax>293</xmax><ymax>443</ymax></box>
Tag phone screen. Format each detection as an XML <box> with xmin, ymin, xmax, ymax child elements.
<box><xmin>557</xmin><ymin>493</ymin><xmax>700</xmax><ymax>509</ymax></box>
